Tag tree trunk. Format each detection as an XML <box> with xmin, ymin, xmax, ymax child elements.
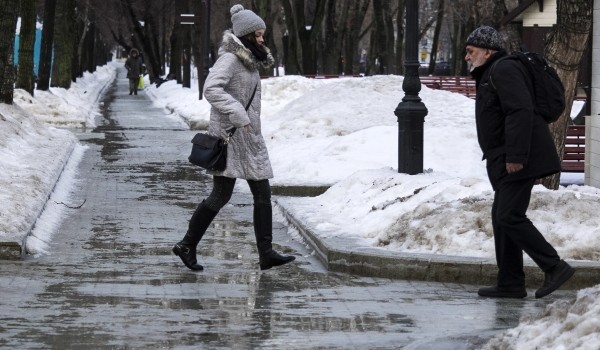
<box><xmin>169</xmin><ymin>28</ymin><xmax>181</xmax><ymax>82</ymax></box>
<box><xmin>427</xmin><ymin>0</ymin><xmax>445</xmax><ymax>75</ymax></box>
<box><xmin>540</xmin><ymin>0</ymin><xmax>593</xmax><ymax>190</ymax></box>
<box><xmin>253</xmin><ymin>0</ymin><xmax>279</xmax><ymax>76</ymax></box>
<box><xmin>16</xmin><ymin>0</ymin><xmax>36</xmax><ymax>96</ymax></box>
<box><xmin>395</xmin><ymin>0</ymin><xmax>406</xmax><ymax>75</ymax></box>
<box><xmin>191</xmin><ymin>0</ymin><xmax>205</xmax><ymax>99</ymax></box>
<box><xmin>373</xmin><ymin>0</ymin><xmax>397</xmax><ymax>74</ymax></box>
<box><xmin>0</xmin><ymin>0</ymin><xmax>19</xmax><ymax>104</ymax></box>
<box><xmin>344</xmin><ymin>0</ymin><xmax>369</xmax><ymax>75</ymax></box>
<box><xmin>372</xmin><ymin>0</ymin><xmax>388</xmax><ymax>74</ymax></box>
<box><xmin>75</xmin><ymin>0</ymin><xmax>90</xmax><ymax>79</ymax></box>
<box><xmin>37</xmin><ymin>0</ymin><xmax>56</xmax><ymax>91</ymax></box>
<box><xmin>84</xmin><ymin>15</ymin><xmax>96</xmax><ymax>73</ymax></box>
<box><xmin>51</xmin><ymin>0</ymin><xmax>75</xmax><ymax>88</ymax></box>
<box><xmin>281</xmin><ymin>1</ymin><xmax>301</xmax><ymax>74</ymax></box>
<box><xmin>121</xmin><ymin>0</ymin><xmax>161</xmax><ymax>83</ymax></box>
<box><xmin>281</xmin><ymin>0</ymin><xmax>328</xmax><ymax>75</ymax></box>
<box><xmin>179</xmin><ymin>0</ymin><xmax>191</xmax><ymax>88</ymax></box>
<box><xmin>321</xmin><ymin>1</ymin><xmax>339</xmax><ymax>74</ymax></box>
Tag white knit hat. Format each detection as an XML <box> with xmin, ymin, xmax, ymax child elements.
<box><xmin>230</xmin><ymin>4</ymin><xmax>266</xmax><ymax>37</ymax></box>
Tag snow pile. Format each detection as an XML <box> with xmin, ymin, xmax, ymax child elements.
<box><xmin>0</xmin><ymin>103</ymin><xmax>76</xmax><ymax>241</ymax></box>
<box><xmin>485</xmin><ymin>285</ymin><xmax>600</xmax><ymax>350</ymax></box>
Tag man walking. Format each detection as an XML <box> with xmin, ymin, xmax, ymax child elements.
<box><xmin>465</xmin><ymin>26</ymin><xmax>575</xmax><ymax>299</ymax></box>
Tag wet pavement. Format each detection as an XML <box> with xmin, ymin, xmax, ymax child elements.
<box><xmin>0</xmin><ymin>68</ymin><xmax>577</xmax><ymax>349</ymax></box>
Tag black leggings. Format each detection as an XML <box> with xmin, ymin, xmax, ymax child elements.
<box><xmin>203</xmin><ymin>176</ymin><xmax>271</xmax><ymax>211</ymax></box>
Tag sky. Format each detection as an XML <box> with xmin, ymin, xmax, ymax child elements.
<box><xmin>0</xmin><ymin>60</ymin><xmax>598</xmax><ymax>349</ymax></box>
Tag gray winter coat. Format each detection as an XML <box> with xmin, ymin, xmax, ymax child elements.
<box><xmin>204</xmin><ymin>30</ymin><xmax>275</xmax><ymax>180</ymax></box>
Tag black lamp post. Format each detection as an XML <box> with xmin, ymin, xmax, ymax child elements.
<box><xmin>203</xmin><ymin>0</ymin><xmax>212</xmax><ymax>83</ymax></box>
<box><xmin>394</xmin><ymin>0</ymin><xmax>428</xmax><ymax>175</ymax></box>
<box><xmin>196</xmin><ymin>0</ymin><xmax>211</xmax><ymax>100</ymax></box>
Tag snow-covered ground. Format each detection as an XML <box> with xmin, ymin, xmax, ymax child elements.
<box><xmin>0</xmin><ymin>60</ymin><xmax>597</xmax><ymax>349</ymax></box>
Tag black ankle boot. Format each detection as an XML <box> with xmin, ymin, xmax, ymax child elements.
<box><xmin>253</xmin><ymin>203</ymin><xmax>295</xmax><ymax>270</ymax></box>
<box><xmin>259</xmin><ymin>250</ymin><xmax>296</xmax><ymax>271</ymax></box>
<box><xmin>172</xmin><ymin>243</ymin><xmax>203</xmax><ymax>271</ymax></box>
<box><xmin>173</xmin><ymin>201</ymin><xmax>218</xmax><ymax>271</ymax></box>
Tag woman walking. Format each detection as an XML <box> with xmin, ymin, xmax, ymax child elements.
<box><xmin>173</xmin><ymin>5</ymin><xmax>295</xmax><ymax>271</ymax></box>
<box><xmin>124</xmin><ymin>48</ymin><xmax>143</xmax><ymax>95</ymax></box>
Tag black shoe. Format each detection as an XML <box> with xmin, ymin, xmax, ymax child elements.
<box><xmin>172</xmin><ymin>243</ymin><xmax>203</xmax><ymax>271</ymax></box>
<box><xmin>129</xmin><ymin>91</ymin><xmax>132</xmax><ymax>95</ymax></box>
<box><xmin>260</xmin><ymin>251</ymin><xmax>295</xmax><ymax>271</ymax></box>
<box><xmin>478</xmin><ymin>285</ymin><xmax>527</xmax><ymax>298</ymax></box>
<box><xmin>535</xmin><ymin>260</ymin><xmax>575</xmax><ymax>298</ymax></box>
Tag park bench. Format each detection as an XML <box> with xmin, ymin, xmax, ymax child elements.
<box><xmin>420</xmin><ymin>76</ymin><xmax>476</xmax><ymax>99</ymax></box>
<box><xmin>561</xmin><ymin>125</ymin><xmax>585</xmax><ymax>173</ymax></box>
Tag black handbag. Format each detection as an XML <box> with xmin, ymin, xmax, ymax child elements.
<box><xmin>188</xmin><ymin>84</ymin><xmax>257</xmax><ymax>171</ymax></box>
<box><xmin>188</xmin><ymin>129</ymin><xmax>236</xmax><ymax>171</ymax></box>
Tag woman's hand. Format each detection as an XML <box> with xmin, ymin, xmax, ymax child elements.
<box><xmin>506</xmin><ymin>162</ymin><xmax>524</xmax><ymax>174</ymax></box>
<box><xmin>243</xmin><ymin>124</ymin><xmax>250</xmax><ymax>134</ymax></box>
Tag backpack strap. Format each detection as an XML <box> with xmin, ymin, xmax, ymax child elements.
<box><xmin>488</xmin><ymin>56</ymin><xmax>513</xmax><ymax>91</ymax></box>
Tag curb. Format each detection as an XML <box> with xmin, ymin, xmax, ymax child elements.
<box><xmin>0</xmin><ymin>141</ymin><xmax>77</xmax><ymax>260</ymax></box>
<box><xmin>271</xmin><ymin>185</ymin><xmax>329</xmax><ymax>197</ymax></box>
<box><xmin>274</xmin><ymin>195</ymin><xmax>600</xmax><ymax>290</ymax></box>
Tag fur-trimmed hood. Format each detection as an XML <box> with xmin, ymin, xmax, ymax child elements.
<box><xmin>219</xmin><ymin>30</ymin><xmax>274</xmax><ymax>70</ymax></box>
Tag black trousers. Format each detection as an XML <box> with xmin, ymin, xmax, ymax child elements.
<box><xmin>203</xmin><ymin>176</ymin><xmax>271</xmax><ymax>212</ymax></box>
<box><xmin>129</xmin><ymin>77</ymin><xmax>139</xmax><ymax>94</ymax></box>
<box><xmin>491</xmin><ymin>177</ymin><xmax>560</xmax><ymax>287</ymax></box>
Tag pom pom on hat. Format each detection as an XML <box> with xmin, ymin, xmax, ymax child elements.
<box><xmin>465</xmin><ymin>26</ymin><xmax>505</xmax><ymax>51</ymax></box>
<box><xmin>230</xmin><ymin>4</ymin><xmax>244</xmax><ymax>16</ymax></box>
<box><xmin>230</xmin><ymin>4</ymin><xmax>266</xmax><ymax>37</ymax></box>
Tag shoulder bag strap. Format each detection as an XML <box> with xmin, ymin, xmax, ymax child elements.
<box><xmin>245</xmin><ymin>83</ymin><xmax>258</xmax><ymax>110</ymax></box>
<box><xmin>226</xmin><ymin>83</ymin><xmax>259</xmax><ymax>137</ymax></box>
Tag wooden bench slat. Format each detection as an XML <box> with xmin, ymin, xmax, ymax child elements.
<box><xmin>561</xmin><ymin>125</ymin><xmax>586</xmax><ymax>173</ymax></box>
<box><xmin>563</xmin><ymin>154</ymin><xmax>585</xmax><ymax>161</ymax></box>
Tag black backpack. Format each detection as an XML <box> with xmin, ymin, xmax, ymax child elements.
<box><xmin>490</xmin><ymin>51</ymin><xmax>565</xmax><ymax>123</ymax></box>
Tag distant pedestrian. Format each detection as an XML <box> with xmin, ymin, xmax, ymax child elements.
<box><xmin>173</xmin><ymin>4</ymin><xmax>295</xmax><ymax>272</ymax></box>
<box><xmin>125</xmin><ymin>48</ymin><xmax>143</xmax><ymax>95</ymax></box>
<box><xmin>359</xmin><ymin>49</ymin><xmax>367</xmax><ymax>75</ymax></box>
<box><xmin>465</xmin><ymin>26</ymin><xmax>575</xmax><ymax>299</ymax></box>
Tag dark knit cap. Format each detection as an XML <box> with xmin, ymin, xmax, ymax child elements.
<box><xmin>465</xmin><ymin>26</ymin><xmax>504</xmax><ymax>51</ymax></box>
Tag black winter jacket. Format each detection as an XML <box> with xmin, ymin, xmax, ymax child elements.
<box><xmin>125</xmin><ymin>55</ymin><xmax>143</xmax><ymax>79</ymax></box>
<box><xmin>471</xmin><ymin>51</ymin><xmax>560</xmax><ymax>190</ymax></box>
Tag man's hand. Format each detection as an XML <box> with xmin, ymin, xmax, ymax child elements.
<box><xmin>506</xmin><ymin>163</ymin><xmax>524</xmax><ymax>174</ymax></box>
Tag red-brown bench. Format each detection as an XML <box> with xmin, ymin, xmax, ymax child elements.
<box><xmin>562</xmin><ymin>125</ymin><xmax>585</xmax><ymax>173</ymax></box>
<box><xmin>420</xmin><ymin>76</ymin><xmax>476</xmax><ymax>99</ymax></box>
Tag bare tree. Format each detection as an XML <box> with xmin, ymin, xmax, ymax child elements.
<box><xmin>74</xmin><ymin>0</ymin><xmax>92</xmax><ymax>78</ymax></box>
<box><xmin>427</xmin><ymin>0</ymin><xmax>445</xmax><ymax>74</ymax></box>
<box><xmin>17</xmin><ymin>0</ymin><xmax>36</xmax><ymax>95</ymax></box>
<box><xmin>0</xmin><ymin>0</ymin><xmax>19</xmax><ymax>104</ymax></box>
<box><xmin>281</xmin><ymin>0</ymin><xmax>328</xmax><ymax>75</ymax></box>
<box><xmin>343</xmin><ymin>0</ymin><xmax>370</xmax><ymax>75</ymax></box>
<box><xmin>372</xmin><ymin>0</ymin><xmax>395</xmax><ymax>74</ymax></box>
<box><xmin>540</xmin><ymin>0</ymin><xmax>593</xmax><ymax>190</ymax></box>
<box><xmin>395</xmin><ymin>0</ymin><xmax>405</xmax><ymax>75</ymax></box>
<box><xmin>37</xmin><ymin>0</ymin><xmax>56</xmax><ymax>91</ymax></box>
<box><xmin>51</xmin><ymin>0</ymin><xmax>76</xmax><ymax>88</ymax></box>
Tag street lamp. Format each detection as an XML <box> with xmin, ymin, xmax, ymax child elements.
<box><xmin>394</xmin><ymin>0</ymin><xmax>428</xmax><ymax>175</ymax></box>
<box><xmin>203</xmin><ymin>0</ymin><xmax>212</xmax><ymax>84</ymax></box>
